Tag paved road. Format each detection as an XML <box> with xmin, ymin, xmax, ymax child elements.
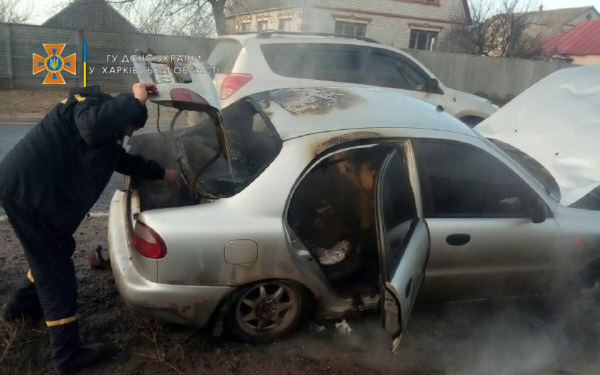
<box><xmin>0</xmin><ymin>122</ymin><xmax>126</xmax><ymax>218</ymax></box>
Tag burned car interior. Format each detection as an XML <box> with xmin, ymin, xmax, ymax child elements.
<box><xmin>287</xmin><ymin>143</ymin><xmax>411</xmax><ymax>295</ymax></box>
<box><xmin>128</xmin><ymin>98</ymin><xmax>281</xmax><ymax>210</ymax></box>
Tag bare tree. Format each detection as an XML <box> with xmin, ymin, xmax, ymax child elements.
<box><xmin>110</xmin><ymin>0</ymin><xmax>214</xmax><ymax>36</ymax></box>
<box><xmin>111</xmin><ymin>0</ymin><xmax>235</xmax><ymax>36</ymax></box>
<box><xmin>440</xmin><ymin>0</ymin><xmax>540</xmax><ymax>58</ymax></box>
<box><xmin>0</xmin><ymin>0</ymin><xmax>32</xmax><ymax>23</ymax></box>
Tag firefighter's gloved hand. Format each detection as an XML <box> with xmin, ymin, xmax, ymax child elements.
<box><xmin>132</xmin><ymin>83</ymin><xmax>157</xmax><ymax>105</ymax></box>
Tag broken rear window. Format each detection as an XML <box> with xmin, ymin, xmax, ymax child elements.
<box><xmin>219</xmin><ymin>98</ymin><xmax>282</xmax><ymax>191</ymax></box>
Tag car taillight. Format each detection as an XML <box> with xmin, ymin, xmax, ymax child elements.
<box><xmin>132</xmin><ymin>221</ymin><xmax>167</xmax><ymax>259</ymax></box>
<box><xmin>171</xmin><ymin>88</ymin><xmax>209</xmax><ymax>104</ymax></box>
<box><xmin>221</xmin><ymin>73</ymin><xmax>252</xmax><ymax>99</ymax></box>
<box><xmin>170</xmin><ymin>88</ymin><xmax>210</xmax><ymax>111</ymax></box>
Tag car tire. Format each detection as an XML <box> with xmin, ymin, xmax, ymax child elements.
<box><xmin>225</xmin><ymin>280</ymin><xmax>309</xmax><ymax>344</ymax></box>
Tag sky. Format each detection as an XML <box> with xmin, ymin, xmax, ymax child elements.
<box><xmin>17</xmin><ymin>0</ymin><xmax>600</xmax><ymax>25</ymax></box>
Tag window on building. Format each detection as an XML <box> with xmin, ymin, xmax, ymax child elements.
<box><xmin>334</xmin><ymin>21</ymin><xmax>366</xmax><ymax>38</ymax></box>
<box><xmin>409</xmin><ymin>29</ymin><xmax>438</xmax><ymax>51</ymax></box>
<box><xmin>279</xmin><ymin>19</ymin><xmax>291</xmax><ymax>32</ymax></box>
<box><xmin>240</xmin><ymin>22</ymin><xmax>251</xmax><ymax>32</ymax></box>
<box><xmin>257</xmin><ymin>21</ymin><xmax>268</xmax><ymax>31</ymax></box>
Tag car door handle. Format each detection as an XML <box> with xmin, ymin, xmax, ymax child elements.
<box><xmin>446</xmin><ymin>234</ymin><xmax>471</xmax><ymax>246</ymax></box>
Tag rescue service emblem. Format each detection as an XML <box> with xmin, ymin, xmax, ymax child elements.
<box><xmin>33</xmin><ymin>44</ymin><xmax>76</xmax><ymax>85</ymax></box>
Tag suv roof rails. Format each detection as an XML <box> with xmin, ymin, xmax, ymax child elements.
<box><xmin>234</xmin><ymin>30</ymin><xmax>380</xmax><ymax>44</ymax></box>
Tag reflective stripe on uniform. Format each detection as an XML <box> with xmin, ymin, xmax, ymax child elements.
<box><xmin>27</xmin><ymin>269</ymin><xmax>34</xmax><ymax>283</ymax></box>
<box><xmin>46</xmin><ymin>315</ymin><xmax>78</xmax><ymax>327</ymax></box>
<box><xmin>73</xmin><ymin>94</ymin><xmax>86</xmax><ymax>102</ymax></box>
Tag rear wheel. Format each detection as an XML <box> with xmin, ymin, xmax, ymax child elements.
<box><xmin>225</xmin><ymin>281</ymin><xmax>308</xmax><ymax>344</ymax></box>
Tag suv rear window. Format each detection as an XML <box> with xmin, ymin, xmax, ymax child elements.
<box><xmin>207</xmin><ymin>39</ymin><xmax>242</xmax><ymax>74</ymax></box>
<box><xmin>261</xmin><ymin>43</ymin><xmax>365</xmax><ymax>84</ymax></box>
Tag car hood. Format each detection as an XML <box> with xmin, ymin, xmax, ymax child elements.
<box><xmin>475</xmin><ymin>66</ymin><xmax>600</xmax><ymax>206</ymax></box>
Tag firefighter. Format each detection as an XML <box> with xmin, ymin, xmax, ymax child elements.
<box><xmin>0</xmin><ymin>82</ymin><xmax>180</xmax><ymax>374</ymax></box>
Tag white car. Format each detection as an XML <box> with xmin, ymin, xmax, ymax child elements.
<box><xmin>206</xmin><ymin>32</ymin><xmax>499</xmax><ymax>126</ymax></box>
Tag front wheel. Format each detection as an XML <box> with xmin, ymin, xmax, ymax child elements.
<box><xmin>225</xmin><ymin>281</ymin><xmax>308</xmax><ymax>344</ymax></box>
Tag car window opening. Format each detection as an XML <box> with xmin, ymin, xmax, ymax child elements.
<box><xmin>414</xmin><ymin>139</ymin><xmax>542</xmax><ymax>219</ymax></box>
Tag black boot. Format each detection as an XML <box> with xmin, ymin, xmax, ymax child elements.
<box><xmin>55</xmin><ymin>343</ymin><xmax>109</xmax><ymax>375</ymax></box>
<box><xmin>50</xmin><ymin>321</ymin><xmax>109</xmax><ymax>375</ymax></box>
<box><xmin>1</xmin><ymin>279</ymin><xmax>43</xmax><ymax>322</ymax></box>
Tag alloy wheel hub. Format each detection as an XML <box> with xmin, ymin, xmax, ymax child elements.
<box><xmin>256</xmin><ymin>298</ymin><xmax>276</xmax><ymax>319</ymax></box>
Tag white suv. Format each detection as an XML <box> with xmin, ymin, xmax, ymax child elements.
<box><xmin>206</xmin><ymin>32</ymin><xmax>498</xmax><ymax>126</ymax></box>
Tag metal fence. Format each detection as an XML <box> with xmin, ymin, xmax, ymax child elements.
<box><xmin>404</xmin><ymin>49</ymin><xmax>573</xmax><ymax>104</ymax></box>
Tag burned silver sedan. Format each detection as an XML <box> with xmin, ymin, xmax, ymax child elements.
<box><xmin>108</xmin><ymin>66</ymin><xmax>600</xmax><ymax>345</ymax></box>
<box><xmin>109</xmin><ymin>84</ymin><xmax>432</xmax><ymax>346</ymax></box>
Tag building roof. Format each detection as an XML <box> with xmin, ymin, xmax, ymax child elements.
<box><xmin>42</xmin><ymin>0</ymin><xmax>137</xmax><ymax>33</ymax></box>
<box><xmin>529</xmin><ymin>6</ymin><xmax>598</xmax><ymax>26</ymax></box>
<box><xmin>541</xmin><ymin>19</ymin><xmax>600</xmax><ymax>56</ymax></box>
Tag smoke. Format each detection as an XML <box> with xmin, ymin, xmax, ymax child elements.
<box><xmin>442</xmin><ymin>302</ymin><xmax>564</xmax><ymax>375</ymax></box>
<box><xmin>294</xmin><ymin>295</ymin><xmax>600</xmax><ymax>375</ymax></box>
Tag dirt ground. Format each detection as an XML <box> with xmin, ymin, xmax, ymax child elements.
<box><xmin>2</xmin><ymin>218</ymin><xmax>600</xmax><ymax>375</ymax></box>
<box><xmin>2</xmin><ymin>90</ymin><xmax>600</xmax><ymax>375</ymax></box>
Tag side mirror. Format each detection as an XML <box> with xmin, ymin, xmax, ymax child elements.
<box><xmin>531</xmin><ymin>198</ymin><xmax>547</xmax><ymax>224</ymax></box>
<box><xmin>426</xmin><ymin>78</ymin><xmax>440</xmax><ymax>93</ymax></box>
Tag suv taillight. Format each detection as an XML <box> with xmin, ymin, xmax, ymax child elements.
<box><xmin>221</xmin><ymin>73</ymin><xmax>253</xmax><ymax>99</ymax></box>
<box><xmin>132</xmin><ymin>221</ymin><xmax>167</xmax><ymax>259</ymax></box>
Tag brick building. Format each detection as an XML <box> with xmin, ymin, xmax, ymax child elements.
<box><xmin>226</xmin><ymin>0</ymin><xmax>470</xmax><ymax>50</ymax></box>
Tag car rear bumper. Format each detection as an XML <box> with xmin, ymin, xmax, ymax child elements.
<box><xmin>108</xmin><ymin>190</ymin><xmax>234</xmax><ymax>327</ymax></box>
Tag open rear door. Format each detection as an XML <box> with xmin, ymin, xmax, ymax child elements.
<box><xmin>375</xmin><ymin>148</ymin><xmax>430</xmax><ymax>354</ymax></box>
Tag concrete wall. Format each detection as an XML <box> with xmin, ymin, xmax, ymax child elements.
<box><xmin>0</xmin><ymin>23</ymin><xmax>216</xmax><ymax>91</ymax></box>
<box><xmin>404</xmin><ymin>49</ymin><xmax>573</xmax><ymax>103</ymax></box>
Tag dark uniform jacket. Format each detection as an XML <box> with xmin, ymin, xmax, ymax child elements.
<box><xmin>0</xmin><ymin>85</ymin><xmax>165</xmax><ymax>233</ymax></box>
